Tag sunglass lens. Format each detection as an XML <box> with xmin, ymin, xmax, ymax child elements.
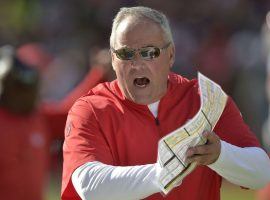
<box><xmin>116</xmin><ymin>48</ymin><xmax>134</xmax><ymax>60</ymax></box>
<box><xmin>140</xmin><ymin>47</ymin><xmax>160</xmax><ymax>59</ymax></box>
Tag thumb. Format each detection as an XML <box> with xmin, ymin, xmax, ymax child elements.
<box><xmin>202</xmin><ymin>131</ymin><xmax>218</xmax><ymax>144</ymax></box>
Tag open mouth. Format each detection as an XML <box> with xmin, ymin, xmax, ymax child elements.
<box><xmin>134</xmin><ymin>77</ymin><xmax>150</xmax><ymax>88</ymax></box>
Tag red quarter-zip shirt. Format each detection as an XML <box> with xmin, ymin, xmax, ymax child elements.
<box><xmin>62</xmin><ymin>72</ymin><xmax>259</xmax><ymax>200</ymax></box>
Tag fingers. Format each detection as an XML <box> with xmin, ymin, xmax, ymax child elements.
<box><xmin>187</xmin><ymin>144</ymin><xmax>212</xmax><ymax>156</ymax></box>
<box><xmin>186</xmin><ymin>131</ymin><xmax>221</xmax><ymax>165</ymax></box>
<box><xmin>187</xmin><ymin>154</ymin><xmax>212</xmax><ymax>165</ymax></box>
<box><xmin>202</xmin><ymin>131</ymin><xmax>219</xmax><ymax>144</ymax></box>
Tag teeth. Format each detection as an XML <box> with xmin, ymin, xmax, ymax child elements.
<box><xmin>136</xmin><ymin>83</ymin><xmax>146</xmax><ymax>88</ymax></box>
<box><xmin>134</xmin><ymin>77</ymin><xmax>150</xmax><ymax>88</ymax></box>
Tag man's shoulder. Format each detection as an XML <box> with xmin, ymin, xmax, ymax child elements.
<box><xmin>169</xmin><ymin>72</ymin><xmax>199</xmax><ymax>93</ymax></box>
<box><xmin>89</xmin><ymin>81</ymin><xmax>115</xmax><ymax>96</ymax></box>
<box><xmin>170</xmin><ymin>72</ymin><xmax>197</xmax><ymax>83</ymax></box>
<box><xmin>74</xmin><ymin>80</ymin><xmax>120</xmax><ymax>110</ymax></box>
<box><xmin>79</xmin><ymin>81</ymin><xmax>113</xmax><ymax>97</ymax></box>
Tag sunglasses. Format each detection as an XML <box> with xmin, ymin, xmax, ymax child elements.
<box><xmin>111</xmin><ymin>42</ymin><xmax>171</xmax><ymax>61</ymax></box>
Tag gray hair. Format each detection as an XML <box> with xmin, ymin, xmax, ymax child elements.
<box><xmin>110</xmin><ymin>6</ymin><xmax>174</xmax><ymax>48</ymax></box>
<box><xmin>262</xmin><ymin>12</ymin><xmax>270</xmax><ymax>57</ymax></box>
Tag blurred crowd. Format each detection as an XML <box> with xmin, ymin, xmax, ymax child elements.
<box><xmin>1</xmin><ymin>0</ymin><xmax>270</xmax><ymax>199</ymax></box>
<box><xmin>1</xmin><ymin>0</ymin><xmax>270</xmax><ymax>138</ymax></box>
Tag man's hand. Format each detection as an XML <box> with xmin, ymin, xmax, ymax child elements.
<box><xmin>186</xmin><ymin>131</ymin><xmax>221</xmax><ymax>165</ymax></box>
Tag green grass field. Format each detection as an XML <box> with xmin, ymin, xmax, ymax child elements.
<box><xmin>221</xmin><ymin>181</ymin><xmax>256</xmax><ymax>200</ymax></box>
<box><xmin>46</xmin><ymin>175</ymin><xmax>257</xmax><ymax>200</ymax></box>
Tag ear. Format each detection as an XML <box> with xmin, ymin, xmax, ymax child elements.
<box><xmin>111</xmin><ymin>50</ymin><xmax>116</xmax><ymax>71</ymax></box>
<box><xmin>168</xmin><ymin>44</ymin><xmax>175</xmax><ymax>68</ymax></box>
<box><xmin>267</xmin><ymin>12</ymin><xmax>270</xmax><ymax>29</ymax></box>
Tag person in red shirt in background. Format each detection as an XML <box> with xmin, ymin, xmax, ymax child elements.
<box><xmin>0</xmin><ymin>45</ymin><xmax>49</xmax><ymax>200</ymax></box>
<box><xmin>256</xmin><ymin>11</ymin><xmax>270</xmax><ymax>200</ymax></box>
<box><xmin>16</xmin><ymin>43</ymin><xmax>115</xmax><ymax>140</ymax></box>
<box><xmin>36</xmin><ymin>44</ymin><xmax>115</xmax><ymax>174</ymax></box>
<box><xmin>43</xmin><ymin>47</ymin><xmax>115</xmax><ymax>139</ymax></box>
<box><xmin>16</xmin><ymin>44</ymin><xmax>115</xmax><ymax>169</ymax></box>
<box><xmin>0</xmin><ymin>44</ymin><xmax>114</xmax><ymax>200</ymax></box>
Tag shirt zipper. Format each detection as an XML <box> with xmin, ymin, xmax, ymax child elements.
<box><xmin>155</xmin><ymin>117</ymin><xmax>160</xmax><ymax>126</ymax></box>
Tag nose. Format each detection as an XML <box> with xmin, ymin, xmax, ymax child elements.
<box><xmin>130</xmin><ymin>51</ymin><xmax>144</xmax><ymax>68</ymax></box>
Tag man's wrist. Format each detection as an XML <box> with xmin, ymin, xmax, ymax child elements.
<box><xmin>207</xmin><ymin>140</ymin><xmax>225</xmax><ymax>169</ymax></box>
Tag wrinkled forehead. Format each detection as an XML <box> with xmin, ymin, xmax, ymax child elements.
<box><xmin>114</xmin><ymin>17</ymin><xmax>166</xmax><ymax>49</ymax></box>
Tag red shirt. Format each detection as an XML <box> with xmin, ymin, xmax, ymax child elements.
<box><xmin>62</xmin><ymin>73</ymin><xmax>259</xmax><ymax>200</ymax></box>
<box><xmin>0</xmin><ymin>108</ymin><xmax>49</xmax><ymax>200</ymax></box>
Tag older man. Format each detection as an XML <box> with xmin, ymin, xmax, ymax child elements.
<box><xmin>61</xmin><ymin>6</ymin><xmax>270</xmax><ymax>200</ymax></box>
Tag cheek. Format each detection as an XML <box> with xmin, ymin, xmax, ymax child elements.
<box><xmin>149</xmin><ymin>59</ymin><xmax>170</xmax><ymax>79</ymax></box>
<box><xmin>112</xmin><ymin>61</ymin><xmax>128</xmax><ymax>79</ymax></box>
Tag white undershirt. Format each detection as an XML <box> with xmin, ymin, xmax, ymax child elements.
<box><xmin>72</xmin><ymin>102</ymin><xmax>270</xmax><ymax>200</ymax></box>
<box><xmin>208</xmin><ymin>141</ymin><xmax>270</xmax><ymax>189</ymax></box>
<box><xmin>148</xmin><ymin>101</ymin><xmax>159</xmax><ymax>118</ymax></box>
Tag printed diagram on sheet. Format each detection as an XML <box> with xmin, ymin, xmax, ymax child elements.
<box><xmin>157</xmin><ymin>72</ymin><xmax>228</xmax><ymax>194</ymax></box>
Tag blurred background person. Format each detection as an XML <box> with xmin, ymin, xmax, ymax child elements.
<box><xmin>0</xmin><ymin>43</ymin><xmax>114</xmax><ymax>200</ymax></box>
<box><xmin>0</xmin><ymin>45</ymin><xmax>50</xmax><ymax>200</ymax></box>
<box><xmin>261</xmin><ymin>11</ymin><xmax>270</xmax><ymax>155</ymax></box>
<box><xmin>256</xmin><ymin>10</ymin><xmax>270</xmax><ymax>200</ymax></box>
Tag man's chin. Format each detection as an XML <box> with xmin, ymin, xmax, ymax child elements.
<box><xmin>129</xmin><ymin>94</ymin><xmax>155</xmax><ymax>105</ymax></box>
<box><xmin>132</xmin><ymin>99</ymin><xmax>151</xmax><ymax>105</ymax></box>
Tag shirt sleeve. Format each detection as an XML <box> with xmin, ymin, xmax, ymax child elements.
<box><xmin>61</xmin><ymin>97</ymin><xmax>114</xmax><ymax>199</ymax></box>
<box><xmin>214</xmin><ymin>97</ymin><xmax>260</xmax><ymax>147</ymax></box>
<box><xmin>209</xmin><ymin>97</ymin><xmax>270</xmax><ymax>188</ymax></box>
<box><xmin>208</xmin><ymin>141</ymin><xmax>270</xmax><ymax>189</ymax></box>
<box><xmin>72</xmin><ymin>161</ymin><xmax>161</xmax><ymax>200</ymax></box>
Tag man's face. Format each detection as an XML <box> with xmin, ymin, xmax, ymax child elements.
<box><xmin>111</xmin><ymin>17</ymin><xmax>175</xmax><ymax>105</ymax></box>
